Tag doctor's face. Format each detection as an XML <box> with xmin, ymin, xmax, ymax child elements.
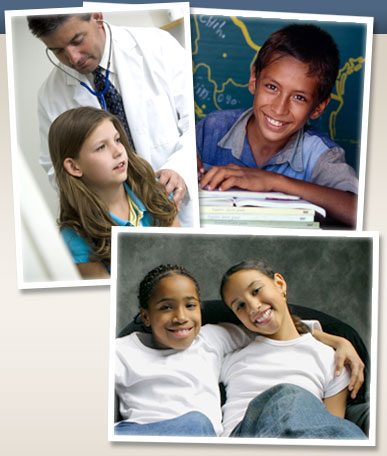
<box><xmin>41</xmin><ymin>13</ymin><xmax>106</xmax><ymax>74</ymax></box>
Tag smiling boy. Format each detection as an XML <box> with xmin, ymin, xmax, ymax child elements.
<box><xmin>196</xmin><ymin>24</ymin><xmax>359</xmax><ymax>227</ymax></box>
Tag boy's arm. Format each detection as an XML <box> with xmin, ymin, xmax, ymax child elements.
<box><xmin>323</xmin><ymin>388</ymin><xmax>348</xmax><ymax>418</ymax></box>
<box><xmin>199</xmin><ymin>165</ymin><xmax>357</xmax><ymax>227</ymax></box>
<box><xmin>313</xmin><ymin>329</ymin><xmax>365</xmax><ymax>399</ymax></box>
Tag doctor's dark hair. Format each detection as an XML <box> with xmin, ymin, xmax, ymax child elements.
<box><xmin>27</xmin><ymin>14</ymin><xmax>92</xmax><ymax>38</ymax></box>
<box><xmin>253</xmin><ymin>23</ymin><xmax>340</xmax><ymax>104</ymax></box>
<box><xmin>138</xmin><ymin>264</ymin><xmax>201</xmax><ymax>310</ymax></box>
<box><xmin>48</xmin><ymin>107</ymin><xmax>177</xmax><ymax>266</ymax></box>
<box><xmin>220</xmin><ymin>260</ymin><xmax>310</xmax><ymax>335</ymax></box>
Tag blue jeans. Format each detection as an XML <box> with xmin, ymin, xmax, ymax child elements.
<box><xmin>114</xmin><ymin>411</ymin><xmax>216</xmax><ymax>437</ymax></box>
<box><xmin>231</xmin><ymin>384</ymin><xmax>367</xmax><ymax>439</ymax></box>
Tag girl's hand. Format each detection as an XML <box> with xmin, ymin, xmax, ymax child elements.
<box><xmin>333</xmin><ymin>337</ymin><xmax>365</xmax><ymax>399</ymax></box>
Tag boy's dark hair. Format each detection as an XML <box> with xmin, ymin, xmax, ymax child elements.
<box><xmin>27</xmin><ymin>14</ymin><xmax>92</xmax><ymax>38</ymax></box>
<box><xmin>138</xmin><ymin>264</ymin><xmax>201</xmax><ymax>310</ymax></box>
<box><xmin>253</xmin><ymin>23</ymin><xmax>340</xmax><ymax>103</ymax></box>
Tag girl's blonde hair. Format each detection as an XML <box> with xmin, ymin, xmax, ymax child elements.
<box><xmin>49</xmin><ymin>107</ymin><xmax>178</xmax><ymax>266</ymax></box>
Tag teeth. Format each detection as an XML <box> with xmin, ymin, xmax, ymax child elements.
<box><xmin>266</xmin><ymin>116</ymin><xmax>285</xmax><ymax>127</ymax></box>
<box><xmin>255</xmin><ymin>309</ymin><xmax>271</xmax><ymax>323</ymax></box>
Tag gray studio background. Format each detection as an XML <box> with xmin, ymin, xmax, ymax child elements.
<box><xmin>115</xmin><ymin>231</ymin><xmax>374</xmax><ymax>352</ymax></box>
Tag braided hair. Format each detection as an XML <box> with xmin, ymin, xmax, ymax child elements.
<box><xmin>138</xmin><ymin>264</ymin><xmax>201</xmax><ymax>310</ymax></box>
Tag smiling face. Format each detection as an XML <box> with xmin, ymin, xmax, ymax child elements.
<box><xmin>140</xmin><ymin>274</ymin><xmax>202</xmax><ymax>350</ymax></box>
<box><xmin>222</xmin><ymin>269</ymin><xmax>298</xmax><ymax>341</ymax></box>
<box><xmin>63</xmin><ymin>119</ymin><xmax>128</xmax><ymax>194</ymax></box>
<box><xmin>247</xmin><ymin>55</ymin><xmax>329</xmax><ymax>154</ymax></box>
<box><xmin>41</xmin><ymin>13</ymin><xmax>105</xmax><ymax>74</ymax></box>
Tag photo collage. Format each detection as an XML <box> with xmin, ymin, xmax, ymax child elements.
<box><xmin>4</xmin><ymin>1</ymin><xmax>379</xmax><ymax>448</ymax></box>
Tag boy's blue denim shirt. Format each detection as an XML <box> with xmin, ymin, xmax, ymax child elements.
<box><xmin>196</xmin><ymin>108</ymin><xmax>358</xmax><ymax>194</ymax></box>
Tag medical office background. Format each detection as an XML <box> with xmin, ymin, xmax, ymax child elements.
<box><xmin>7</xmin><ymin>4</ymin><xmax>191</xmax><ymax>285</ymax></box>
<box><xmin>1</xmin><ymin>0</ymin><xmax>387</xmax><ymax>456</ymax></box>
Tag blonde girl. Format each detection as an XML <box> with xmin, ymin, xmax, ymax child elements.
<box><xmin>49</xmin><ymin>107</ymin><xmax>178</xmax><ymax>279</ymax></box>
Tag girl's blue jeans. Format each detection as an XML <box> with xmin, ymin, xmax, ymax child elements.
<box><xmin>114</xmin><ymin>384</ymin><xmax>367</xmax><ymax>439</ymax></box>
<box><xmin>230</xmin><ymin>383</ymin><xmax>367</xmax><ymax>439</ymax></box>
<box><xmin>114</xmin><ymin>411</ymin><xmax>216</xmax><ymax>437</ymax></box>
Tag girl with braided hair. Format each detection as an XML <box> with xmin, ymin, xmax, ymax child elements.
<box><xmin>114</xmin><ymin>263</ymin><xmax>366</xmax><ymax>438</ymax></box>
<box><xmin>49</xmin><ymin>107</ymin><xmax>179</xmax><ymax>279</ymax></box>
<box><xmin>114</xmin><ymin>263</ymin><xmax>252</xmax><ymax>436</ymax></box>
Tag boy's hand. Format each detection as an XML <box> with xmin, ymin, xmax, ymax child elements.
<box><xmin>198</xmin><ymin>165</ymin><xmax>357</xmax><ymax>226</ymax></box>
<box><xmin>197</xmin><ymin>156</ymin><xmax>206</xmax><ymax>182</ymax></box>
<box><xmin>333</xmin><ymin>337</ymin><xmax>365</xmax><ymax>399</ymax></box>
<box><xmin>199</xmin><ymin>164</ymin><xmax>275</xmax><ymax>192</ymax></box>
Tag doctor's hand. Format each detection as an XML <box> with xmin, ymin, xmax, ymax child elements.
<box><xmin>155</xmin><ymin>169</ymin><xmax>187</xmax><ymax>210</ymax></box>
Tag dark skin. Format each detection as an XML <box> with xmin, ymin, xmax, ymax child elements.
<box><xmin>198</xmin><ymin>57</ymin><xmax>357</xmax><ymax>228</ymax></box>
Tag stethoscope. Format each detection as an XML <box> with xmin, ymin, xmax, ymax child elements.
<box><xmin>45</xmin><ymin>20</ymin><xmax>112</xmax><ymax>110</ymax></box>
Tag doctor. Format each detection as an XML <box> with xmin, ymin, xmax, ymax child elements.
<box><xmin>27</xmin><ymin>12</ymin><xmax>196</xmax><ymax>227</ymax></box>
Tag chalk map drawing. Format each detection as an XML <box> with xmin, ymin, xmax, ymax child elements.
<box><xmin>190</xmin><ymin>14</ymin><xmax>367</xmax><ymax>173</ymax></box>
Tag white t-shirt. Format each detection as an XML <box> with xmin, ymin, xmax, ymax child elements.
<box><xmin>115</xmin><ymin>323</ymin><xmax>251</xmax><ymax>435</ymax></box>
<box><xmin>220</xmin><ymin>333</ymin><xmax>351</xmax><ymax>436</ymax></box>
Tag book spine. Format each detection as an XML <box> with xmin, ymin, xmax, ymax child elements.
<box><xmin>200</xmin><ymin>206</ymin><xmax>314</xmax><ymax>215</ymax></box>
<box><xmin>200</xmin><ymin>220</ymin><xmax>320</xmax><ymax>228</ymax></box>
<box><xmin>200</xmin><ymin>213</ymin><xmax>315</xmax><ymax>222</ymax></box>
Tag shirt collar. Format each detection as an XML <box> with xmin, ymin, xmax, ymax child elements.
<box><xmin>109</xmin><ymin>182</ymin><xmax>148</xmax><ymax>226</ymax></box>
<box><xmin>98</xmin><ymin>22</ymin><xmax>116</xmax><ymax>74</ymax></box>
<box><xmin>217</xmin><ymin>107</ymin><xmax>305</xmax><ymax>172</ymax></box>
<box><xmin>218</xmin><ymin>108</ymin><xmax>253</xmax><ymax>160</ymax></box>
<box><xmin>265</xmin><ymin>128</ymin><xmax>304</xmax><ymax>172</ymax></box>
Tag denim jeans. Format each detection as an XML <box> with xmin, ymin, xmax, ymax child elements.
<box><xmin>230</xmin><ymin>384</ymin><xmax>367</xmax><ymax>439</ymax></box>
<box><xmin>114</xmin><ymin>411</ymin><xmax>216</xmax><ymax>437</ymax></box>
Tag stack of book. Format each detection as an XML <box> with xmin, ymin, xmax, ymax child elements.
<box><xmin>199</xmin><ymin>189</ymin><xmax>326</xmax><ymax>229</ymax></box>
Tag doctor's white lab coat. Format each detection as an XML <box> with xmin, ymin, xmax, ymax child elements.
<box><xmin>37</xmin><ymin>24</ymin><xmax>197</xmax><ymax>227</ymax></box>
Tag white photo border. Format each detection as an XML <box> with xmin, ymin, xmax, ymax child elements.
<box><xmin>108</xmin><ymin>225</ymin><xmax>379</xmax><ymax>446</ymax></box>
<box><xmin>5</xmin><ymin>2</ymin><xmax>197</xmax><ymax>289</ymax></box>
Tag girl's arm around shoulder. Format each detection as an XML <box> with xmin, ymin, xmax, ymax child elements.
<box><xmin>201</xmin><ymin>323</ymin><xmax>253</xmax><ymax>356</ymax></box>
<box><xmin>313</xmin><ymin>330</ymin><xmax>364</xmax><ymax>399</ymax></box>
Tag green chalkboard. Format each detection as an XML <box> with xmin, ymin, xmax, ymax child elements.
<box><xmin>191</xmin><ymin>14</ymin><xmax>369</xmax><ymax>175</ymax></box>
